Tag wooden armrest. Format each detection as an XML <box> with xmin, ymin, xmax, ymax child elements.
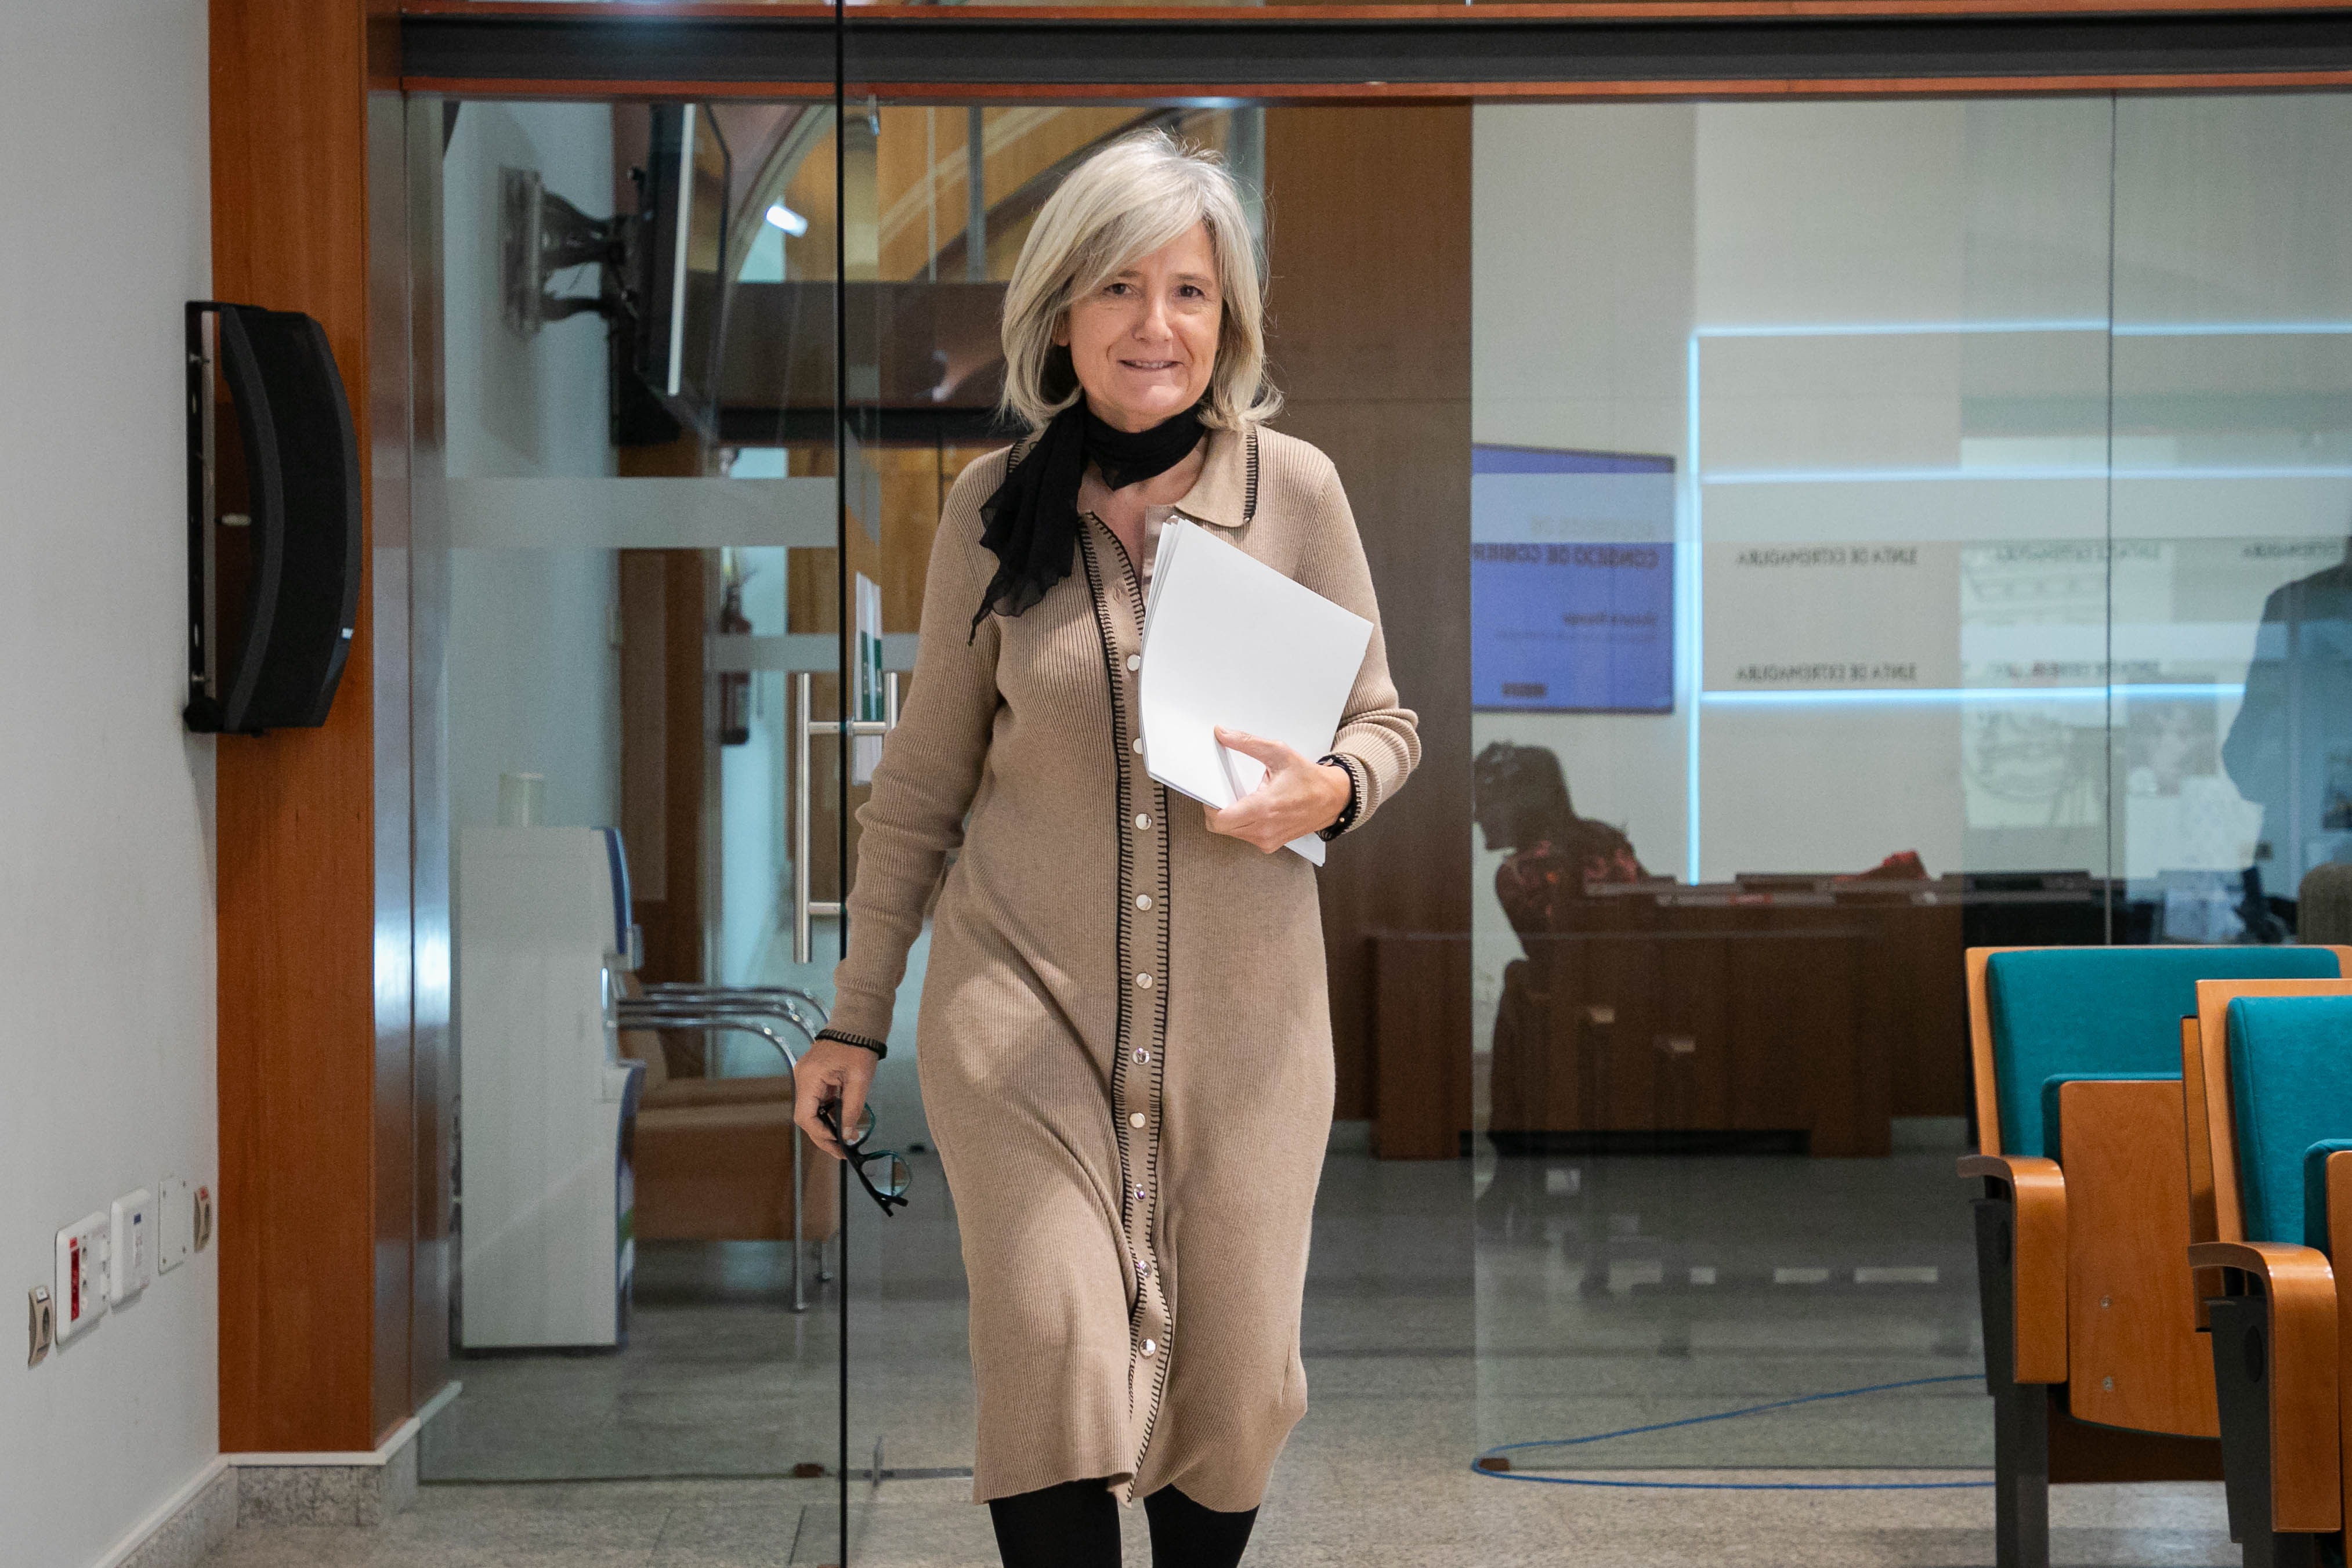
<box><xmin>2188</xmin><ymin>1241</ymin><xmax>2342</xmax><ymax>1533</ymax></box>
<box><xmin>2187</xmin><ymin>1240</ymin><xmax>2333</xmax><ymax>1278</ymax></box>
<box><xmin>2329</xmin><ymin>1152</ymin><xmax>2352</xmax><ymax>1534</ymax></box>
<box><xmin>1960</xmin><ymin>1153</ymin><xmax>2060</xmax><ymax>1184</ymax></box>
<box><xmin>1963</xmin><ymin>1154</ymin><xmax>2067</xmax><ymax>1384</ymax></box>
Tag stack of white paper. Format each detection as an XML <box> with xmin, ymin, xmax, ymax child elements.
<box><xmin>1139</xmin><ymin>520</ymin><xmax>1374</xmax><ymax>864</ymax></box>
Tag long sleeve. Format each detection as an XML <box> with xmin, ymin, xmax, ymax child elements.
<box><xmin>1288</xmin><ymin>456</ymin><xmax>1420</xmax><ymax>832</ymax></box>
<box><xmin>826</xmin><ymin>461</ymin><xmax>1006</xmax><ymax>1041</ymax></box>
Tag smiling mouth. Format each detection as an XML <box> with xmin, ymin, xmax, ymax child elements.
<box><xmin>1120</xmin><ymin>359</ymin><xmax>1182</xmax><ymax>372</ymax></box>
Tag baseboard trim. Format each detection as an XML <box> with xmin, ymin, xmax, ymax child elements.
<box><xmin>415</xmin><ymin>1377</ymin><xmax>464</xmax><ymax>1430</ymax></box>
<box><xmin>223</xmin><ymin>1410</ymin><xmax>426</xmax><ymax>1526</ymax></box>
<box><xmin>222</xmin><ymin>1414</ymin><xmax>422</xmax><ymax>1470</ymax></box>
<box><xmin>96</xmin><ymin>1458</ymin><xmax>235</xmax><ymax>1568</ymax></box>
<box><xmin>89</xmin><ymin>1389</ymin><xmax>464</xmax><ymax>1565</ymax></box>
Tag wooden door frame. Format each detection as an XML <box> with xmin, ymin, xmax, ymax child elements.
<box><xmin>219</xmin><ymin>0</ymin><xmax>2352</xmax><ymax>1457</ymax></box>
<box><xmin>400</xmin><ymin>0</ymin><xmax>2352</xmax><ymax>102</ymax></box>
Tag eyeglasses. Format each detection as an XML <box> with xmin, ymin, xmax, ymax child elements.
<box><xmin>818</xmin><ymin>1102</ymin><xmax>912</xmax><ymax>1217</ymax></box>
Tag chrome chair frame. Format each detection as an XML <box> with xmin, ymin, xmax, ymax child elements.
<box><xmin>612</xmin><ymin>991</ymin><xmax>831</xmax><ymax>1310</ymax></box>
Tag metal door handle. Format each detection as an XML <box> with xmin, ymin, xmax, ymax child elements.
<box><xmin>793</xmin><ymin>668</ymin><xmax>900</xmax><ymax>964</ymax></box>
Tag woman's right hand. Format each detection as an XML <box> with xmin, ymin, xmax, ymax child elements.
<box><xmin>794</xmin><ymin>1040</ymin><xmax>881</xmax><ymax>1158</ymax></box>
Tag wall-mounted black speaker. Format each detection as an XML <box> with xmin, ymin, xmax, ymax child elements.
<box><xmin>183</xmin><ymin>300</ymin><xmax>361</xmax><ymax>735</ymax></box>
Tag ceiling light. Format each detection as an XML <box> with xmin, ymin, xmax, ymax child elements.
<box><xmin>765</xmin><ymin>202</ymin><xmax>809</xmax><ymax>237</ymax></box>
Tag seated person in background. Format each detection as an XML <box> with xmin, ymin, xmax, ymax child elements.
<box><xmin>1473</xmin><ymin>740</ymin><xmax>1648</xmax><ymax>940</ymax></box>
<box><xmin>1475</xmin><ymin>741</ymin><xmax>1648</xmax><ymax>1074</ymax></box>
<box><xmin>2224</xmin><ymin>535</ymin><xmax>2352</xmax><ymax>896</ymax></box>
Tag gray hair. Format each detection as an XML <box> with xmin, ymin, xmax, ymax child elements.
<box><xmin>998</xmin><ymin>128</ymin><xmax>1279</xmax><ymax>433</ymax></box>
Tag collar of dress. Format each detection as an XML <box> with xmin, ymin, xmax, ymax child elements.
<box><xmin>1164</xmin><ymin>424</ymin><xmax>1252</xmax><ymax>530</ymax></box>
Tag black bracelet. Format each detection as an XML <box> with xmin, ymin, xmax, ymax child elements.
<box><xmin>1315</xmin><ymin>755</ymin><xmax>1362</xmax><ymax>842</ymax></box>
<box><xmin>815</xmin><ymin>1028</ymin><xmax>889</xmax><ymax>1060</ymax></box>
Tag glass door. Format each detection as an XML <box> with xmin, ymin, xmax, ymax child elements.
<box><xmin>412</xmin><ymin>92</ymin><xmax>864</xmax><ymax>1548</ymax></box>
<box><xmin>399</xmin><ymin>28</ymin><xmax>2352</xmax><ymax>1564</ymax></box>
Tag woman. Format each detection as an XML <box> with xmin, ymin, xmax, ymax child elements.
<box><xmin>1472</xmin><ymin>740</ymin><xmax>1646</xmax><ymax>939</ymax></box>
<box><xmin>793</xmin><ymin>129</ymin><xmax>1419</xmax><ymax>1568</ymax></box>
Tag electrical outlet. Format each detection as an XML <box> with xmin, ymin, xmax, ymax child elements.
<box><xmin>27</xmin><ymin>1288</ymin><xmax>52</xmax><ymax>1366</ymax></box>
<box><xmin>53</xmin><ymin>1214</ymin><xmax>108</xmax><ymax>1342</ymax></box>
<box><xmin>158</xmin><ymin>1176</ymin><xmax>192</xmax><ymax>1272</ymax></box>
<box><xmin>109</xmin><ymin>1190</ymin><xmax>154</xmax><ymax>1304</ymax></box>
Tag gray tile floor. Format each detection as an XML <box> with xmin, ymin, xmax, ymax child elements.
<box><xmin>421</xmin><ymin>1142</ymin><xmax>1991</xmax><ymax>1483</ymax></box>
<box><xmin>200</xmin><ymin>1472</ymin><xmax>2238</xmax><ymax>1566</ymax></box>
<box><xmin>201</xmin><ymin>1134</ymin><xmax>2232</xmax><ymax>1565</ymax></box>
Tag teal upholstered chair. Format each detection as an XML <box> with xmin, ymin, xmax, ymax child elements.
<box><xmin>2188</xmin><ymin>992</ymin><xmax>2352</xmax><ymax>1568</ymax></box>
<box><xmin>1962</xmin><ymin>945</ymin><xmax>2345</xmax><ymax>1568</ymax></box>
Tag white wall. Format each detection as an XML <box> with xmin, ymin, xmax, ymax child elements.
<box><xmin>0</xmin><ymin>3</ymin><xmax>222</xmax><ymax>1566</ymax></box>
<box><xmin>443</xmin><ymin>102</ymin><xmax>623</xmax><ymax>835</ymax></box>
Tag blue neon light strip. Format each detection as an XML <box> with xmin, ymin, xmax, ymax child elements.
<box><xmin>2114</xmin><ymin>321</ymin><xmax>2352</xmax><ymax>337</ymax></box>
<box><xmin>1703</xmin><ymin>464</ymin><xmax>2352</xmax><ymax>486</ymax></box>
<box><xmin>1684</xmin><ymin>334</ymin><xmax>1703</xmax><ymax>885</ymax></box>
<box><xmin>1693</xmin><ymin>320</ymin><xmax>2352</xmax><ymax>339</ymax></box>
<box><xmin>1694</xmin><ymin>320</ymin><xmax>2104</xmax><ymax>339</ymax></box>
<box><xmin>1700</xmin><ymin>683</ymin><xmax>2244</xmax><ymax>707</ymax></box>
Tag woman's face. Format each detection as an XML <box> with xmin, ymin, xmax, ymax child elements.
<box><xmin>1056</xmin><ymin>220</ymin><xmax>1222</xmax><ymax>434</ymax></box>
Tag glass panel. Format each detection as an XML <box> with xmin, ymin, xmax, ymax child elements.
<box><xmin>396</xmin><ymin>67</ymin><xmax>2352</xmax><ymax>1565</ymax></box>
<box><xmin>827</xmin><ymin>100</ymin><xmax>1273</xmax><ymax>1563</ymax></box>
<box><xmin>1468</xmin><ymin>99</ymin><xmax>2118</xmax><ymax>1483</ymax></box>
<box><xmin>2112</xmin><ymin>95</ymin><xmax>2352</xmax><ymax>943</ymax></box>
<box><xmin>414</xmin><ymin>96</ymin><xmax>853</xmax><ymax>1521</ymax></box>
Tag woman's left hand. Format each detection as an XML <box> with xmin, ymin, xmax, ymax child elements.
<box><xmin>1204</xmin><ymin>727</ymin><xmax>1351</xmax><ymax>853</ymax></box>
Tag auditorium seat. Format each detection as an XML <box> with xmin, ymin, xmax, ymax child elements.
<box><xmin>2185</xmin><ymin>987</ymin><xmax>2352</xmax><ymax>1566</ymax></box>
<box><xmin>1961</xmin><ymin>944</ymin><xmax>2345</xmax><ymax>1568</ymax></box>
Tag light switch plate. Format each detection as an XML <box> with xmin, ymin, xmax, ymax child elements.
<box><xmin>157</xmin><ymin>1176</ymin><xmax>192</xmax><ymax>1273</ymax></box>
<box><xmin>110</xmin><ymin>1189</ymin><xmax>154</xmax><ymax>1303</ymax></box>
<box><xmin>54</xmin><ymin>1213</ymin><xmax>108</xmax><ymax>1341</ymax></box>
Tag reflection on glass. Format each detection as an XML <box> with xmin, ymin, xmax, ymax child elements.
<box><xmin>1466</xmin><ymin>93</ymin><xmax>2352</xmax><ymax>1495</ymax></box>
<box><xmin>424</xmin><ymin>97</ymin><xmax>849</xmax><ymax>1489</ymax></box>
<box><xmin>406</xmin><ymin>82</ymin><xmax>2352</xmax><ymax>1549</ymax></box>
<box><xmin>2115</xmin><ymin>95</ymin><xmax>2352</xmax><ymax>940</ymax></box>
<box><xmin>1468</xmin><ymin>97</ymin><xmax>2126</xmax><ymax>1478</ymax></box>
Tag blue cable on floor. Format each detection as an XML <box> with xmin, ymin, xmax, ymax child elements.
<box><xmin>1470</xmin><ymin>1373</ymin><xmax>1997</xmax><ymax>1490</ymax></box>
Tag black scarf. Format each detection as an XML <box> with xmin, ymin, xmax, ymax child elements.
<box><xmin>969</xmin><ymin>400</ymin><xmax>1206</xmax><ymax>640</ymax></box>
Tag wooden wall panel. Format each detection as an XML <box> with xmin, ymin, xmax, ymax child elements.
<box><xmin>618</xmin><ymin>548</ymin><xmax>714</xmax><ymax>1008</ymax></box>
<box><xmin>1264</xmin><ymin>107</ymin><xmax>1474</xmax><ymax>1121</ymax></box>
<box><xmin>366</xmin><ymin>84</ymin><xmax>418</xmax><ymax>1446</ymax></box>
<box><xmin>1373</xmin><ymin>934</ymin><xmax>1475</xmax><ymax>1158</ymax></box>
<box><xmin>211</xmin><ymin>0</ymin><xmax>385</xmax><ymax>1452</ymax></box>
<box><xmin>402</xmin><ymin>93</ymin><xmax>458</xmax><ymax>1422</ymax></box>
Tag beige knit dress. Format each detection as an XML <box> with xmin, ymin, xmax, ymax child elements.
<box><xmin>824</xmin><ymin>422</ymin><xmax>1420</xmax><ymax>1512</ymax></box>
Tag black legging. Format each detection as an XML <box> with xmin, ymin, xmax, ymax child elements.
<box><xmin>987</xmin><ymin>1476</ymin><xmax>1258</xmax><ymax>1568</ymax></box>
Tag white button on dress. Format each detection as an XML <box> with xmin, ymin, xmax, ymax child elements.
<box><xmin>1135</xmin><ymin>973</ymin><xmax>1153</xmax><ymax>988</ymax></box>
<box><xmin>1130</xmin><ymin>1112</ymin><xmax>1148</xmax><ymax>1129</ymax></box>
<box><xmin>1136</xmin><ymin>894</ymin><xmax>1152</xmax><ymax>910</ymax></box>
<box><xmin>1126</xmin><ymin>654</ymin><xmax>1141</xmax><ymax>672</ymax></box>
<box><xmin>1135</xmin><ymin>813</ymin><xmax>1152</xmax><ymax>830</ymax></box>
